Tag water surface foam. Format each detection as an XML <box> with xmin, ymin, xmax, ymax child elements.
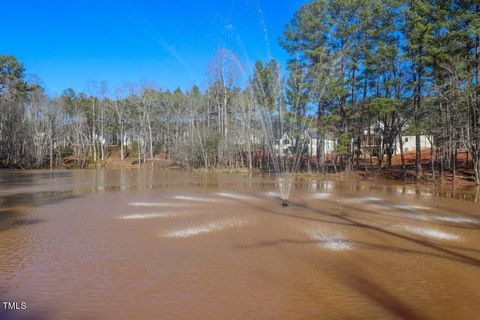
<box><xmin>216</xmin><ymin>192</ymin><xmax>254</xmax><ymax>201</ymax></box>
<box><xmin>311</xmin><ymin>193</ymin><xmax>331</xmax><ymax>200</ymax></box>
<box><xmin>303</xmin><ymin>228</ymin><xmax>353</xmax><ymax>251</ymax></box>
<box><xmin>434</xmin><ymin>216</ymin><xmax>479</xmax><ymax>224</ymax></box>
<box><xmin>163</xmin><ymin>219</ymin><xmax>246</xmax><ymax>238</ymax></box>
<box><xmin>265</xmin><ymin>191</ymin><xmax>281</xmax><ymax>198</ymax></box>
<box><xmin>119</xmin><ymin>212</ymin><xmax>179</xmax><ymax>220</ymax></box>
<box><xmin>129</xmin><ymin>202</ymin><xmax>186</xmax><ymax>207</ymax></box>
<box><xmin>174</xmin><ymin>195</ymin><xmax>215</xmax><ymax>202</ymax></box>
<box><xmin>344</xmin><ymin>196</ymin><xmax>383</xmax><ymax>203</ymax></box>
<box><xmin>394</xmin><ymin>225</ymin><xmax>460</xmax><ymax>240</ymax></box>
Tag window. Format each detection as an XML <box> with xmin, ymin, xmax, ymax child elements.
<box><xmin>283</xmin><ymin>139</ymin><xmax>289</xmax><ymax>144</ymax></box>
<box><xmin>404</xmin><ymin>137</ymin><xmax>408</xmax><ymax>142</ymax></box>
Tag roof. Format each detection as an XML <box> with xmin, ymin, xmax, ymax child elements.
<box><xmin>274</xmin><ymin>131</ymin><xmax>291</xmax><ymax>140</ymax></box>
<box><xmin>275</xmin><ymin>129</ymin><xmax>336</xmax><ymax>141</ymax></box>
<box><xmin>306</xmin><ymin>128</ymin><xmax>319</xmax><ymax>139</ymax></box>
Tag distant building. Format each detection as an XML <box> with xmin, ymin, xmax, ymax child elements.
<box><xmin>359</xmin><ymin>124</ymin><xmax>384</xmax><ymax>157</ymax></box>
<box><xmin>304</xmin><ymin>129</ymin><xmax>336</xmax><ymax>157</ymax></box>
<box><xmin>274</xmin><ymin>132</ymin><xmax>293</xmax><ymax>155</ymax></box>
<box><xmin>93</xmin><ymin>133</ymin><xmax>106</xmax><ymax>146</ymax></box>
<box><xmin>122</xmin><ymin>135</ymin><xmax>132</xmax><ymax>147</ymax></box>
<box><xmin>395</xmin><ymin>135</ymin><xmax>432</xmax><ymax>154</ymax></box>
<box><xmin>274</xmin><ymin>129</ymin><xmax>336</xmax><ymax>157</ymax></box>
<box><xmin>360</xmin><ymin>123</ymin><xmax>433</xmax><ymax>156</ymax></box>
<box><xmin>233</xmin><ymin>134</ymin><xmax>261</xmax><ymax>146</ymax></box>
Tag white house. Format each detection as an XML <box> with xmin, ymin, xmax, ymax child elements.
<box><xmin>122</xmin><ymin>134</ymin><xmax>133</xmax><ymax>147</ymax></box>
<box><xmin>305</xmin><ymin>129</ymin><xmax>336</xmax><ymax>157</ymax></box>
<box><xmin>395</xmin><ymin>135</ymin><xmax>433</xmax><ymax>154</ymax></box>
<box><xmin>93</xmin><ymin>133</ymin><xmax>106</xmax><ymax>146</ymax></box>
<box><xmin>274</xmin><ymin>132</ymin><xmax>293</xmax><ymax>155</ymax></box>
<box><xmin>274</xmin><ymin>129</ymin><xmax>336</xmax><ymax>156</ymax></box>
<box><xmin>360</xmin><ymin>122</ymin><xmax>433</xmax><ymax>155</ymax></box>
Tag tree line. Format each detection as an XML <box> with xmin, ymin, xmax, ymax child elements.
<box><xmin>0</xmin><ymin>0</ymin><xmax>479</xmax><ymax>184</ymax></box>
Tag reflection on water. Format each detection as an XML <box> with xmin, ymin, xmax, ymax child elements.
<box><xmin>0</xmin><ymin>169</ymin><xmax>480</xmax><ymax>319</ymax></box>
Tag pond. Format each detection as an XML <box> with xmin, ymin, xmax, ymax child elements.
<box><xmin>0</xmin><ymin>169</ymin><xmax>479</xmax><ymax>319</ymax></box>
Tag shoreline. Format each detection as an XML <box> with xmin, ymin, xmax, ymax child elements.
<box><xmin>2</xmin><ymin>162</ymin><xmax>479</xmax><ymax>189</ymax></box>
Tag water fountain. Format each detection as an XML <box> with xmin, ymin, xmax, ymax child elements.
<box><xmin>256</xmin><ymin>96</ymin><xmax>309</xmax><ymax>207</ymax></box>
<box><xmin>252</xmin><ymin>56</ymin><xmax>341</xmax><ymax>207</ymax></box>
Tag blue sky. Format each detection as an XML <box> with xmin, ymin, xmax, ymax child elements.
<box><xmin>2</xmin><ymin>0</ymin><xmax>307</xmax><ymax>96</ymax></box>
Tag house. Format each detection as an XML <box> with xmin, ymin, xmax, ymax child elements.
<box><xmin>360</xmin><ymin>123</ymin><xmax>433</xmax><ymax>156</ymax></box>
<box><xmin>359</xmin><ymin>124</ymin><xmax>385</xmax><ymax>157</ymax></box>
<box><xmin>304</xmin><ymin>129</ymin><xmax>336</xmax><ymax>157</ymax></box>
<box><xmin>274</xmin><ymin>132</ymin><xmax>293</xmax><ymax>155</ymax></box>
<box><xmin>233</xmin><ymin>134</ymin><xmax>262</xmax><ymax>146</ymax></box>
<box><xmin>395</xmin><ymin>135</ymin><xmax>432</xmax><ymax>154</ymax></box>
<box><xmin>122</xmin><ymin>135</ymin><xmax>133</xmax><ymax>147</ymax></box>
<box><xmin>273</xmin><ymin>129</ymin><xmax>336</xmax><ymax>157</ymax></box>
<box><xmin>93</xmin><ymin>133</ymin><xmax>106</xmax><ymax>146</ymax></box>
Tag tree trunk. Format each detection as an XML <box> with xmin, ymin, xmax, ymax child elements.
<box><xmin>49</xmin><ymin>128</ymin><xmax>53</xmax><ymax>170</ymax></box>
<box><xmin>101</xmin><ymin>102</ymin><xmax>105</xmax><ymax>162</ymax></box>
<box><xmin>413</xmin><ymin>59</ymin><xmax>423</xmax><ymax>180</ymax></box>
<box><xmin>430</xmin><ymin>142</ymin><xmax>434</xmax><ymax>181</ymax></box>
<box><xmin>316</xmin><ymin>101</ymin><xmax>326</xmax><ymax>172</ymax></box>
<box><xmin>147</xmin><ymin>114</ymin><xmax>154</xmax><ymax>160</ymax></box>
<box><xmin>415</xmin><ymin>133</ymin><xmax>422</xmax><ymax>179</ymax></box>
<box><xmin>120</xmin><ymin>126</ymin><xmax>124</xmax><ymax>161</ymax></box>
<box><xmin>399</xmin><ymin>133</ymin><xmax>406</xmax><ymax>178</ymax></box>
<box><xmin>452</xmin><ymin>147</ymin><xmax>457</xmax><ymax>185</ymax></box>
<box><xmin>92</xmin><ymin>98</ymin><xmax>97</xmax><ymax>165</ymax></box>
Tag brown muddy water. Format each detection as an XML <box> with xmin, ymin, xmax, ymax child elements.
<box><xmin>0</xmin><ymin>169</ymin><xmax>479</xmax><ymax>320</ymax></box>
